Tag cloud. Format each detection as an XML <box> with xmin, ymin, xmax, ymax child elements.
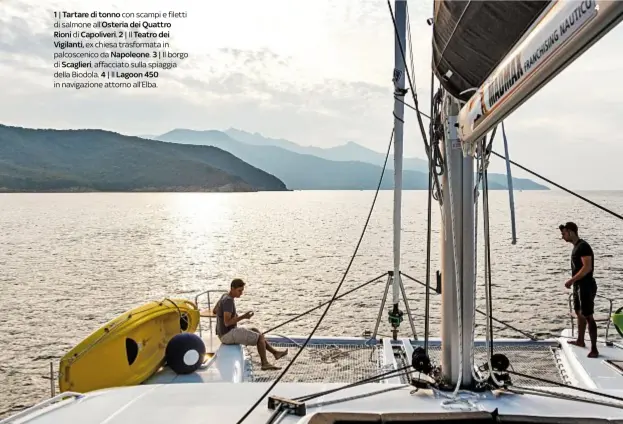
<box><xmin>1</xmin><ymin>0</ymin><xmax>623</xmax><ymax>189</ymax></box>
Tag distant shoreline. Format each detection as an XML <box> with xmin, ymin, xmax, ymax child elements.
<box><xmin>0</xmin><ymin>188</ymin><xmax>549</xmax><ymax>193</ymax></box>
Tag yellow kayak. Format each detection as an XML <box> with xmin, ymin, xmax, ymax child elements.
<box><xmin>58</xmin><ymin>298</ymin><xmax>200</xmax><ymax>393</ymax></box>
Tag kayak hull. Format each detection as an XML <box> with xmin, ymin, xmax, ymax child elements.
<box><xmin>58</xmin><ymin>298</ymin><xmax>200</xmax><ymax>393</ymax></box>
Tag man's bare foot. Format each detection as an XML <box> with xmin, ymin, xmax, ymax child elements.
<box><xmin>567</xmin><ymin>340</ymin><xmax>586</xmax><ymax>347</ymax></box>
<box><xmin>587</xmin><ymin>350</ymin><xmax>599</xmax><ymax>358</ymax></box>
<box><xmin>273</xmin><ymin>349</ymin><xmax>288</xmax><ymax>360</ymax></box>
<box><xmin>261</xmin><ymin>363</ymin><xmax>281</xmax><ymax>371</ymax></box>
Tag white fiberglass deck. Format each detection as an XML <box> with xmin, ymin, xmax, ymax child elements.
<box><xmin>559</xmin><ymin>329</ymin><xmax>623</xmax><ymax>391</ymax></box>
<box><xmin>4</xmin><ymin>330</ymin><xmax>623</xmax><ymax>424</ymax></box>
<box><xmin>141</xmin><ymin>330</ymin><xmax>623</xmax><ymax>390</ymax></box>
<box><xmin>6</xmin><ymin>380</ymin><xmax>623</xmax><ymax>424</ymax></box>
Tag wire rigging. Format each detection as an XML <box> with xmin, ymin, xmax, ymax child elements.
<box><xmin>469</xmin><ymin>145</ymin><xmax>489</xmax><ymax>384</ymax></box>
<box><xmin>235</xmin><ymin>129</ymin><xmax>395</xmax><ymax>423</ymax></box>
<box><xmin>262</xmin><ymin>273</ymin><xmax>387</xmax><ymax>336</ymax></box>
<box><xmin>489</xmin><ymin>150</ymin><xmax>623</xmax><ymax>222</ymax></box>
<box><xmin>250</xmin><ymin>7</ymin><xmax>623</xmax><ymax>421</ymax></box>
<box><xmin>388</xmin><ymin>0</ymin><xmax>444</xmax><ymax>203</ymax></box>
<box><xmin>480</xmin><ymin>137</ymin><xmax>503</xmax><ymax>387</ymax></box>
<box><xmin>408</xmin><ymin>104</ymin><xmax>623</xmax><ymax>224</ymax></box>
<box><xmin>423</xmin><ymin>77</ymin><xmax>435</xmax><ymax>355</ymax></box>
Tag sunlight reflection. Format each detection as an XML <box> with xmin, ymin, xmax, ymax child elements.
<box><xmin>163</xmin><ymin>193</ymin><xmax>234</xmax><ymax>292</ymax></box>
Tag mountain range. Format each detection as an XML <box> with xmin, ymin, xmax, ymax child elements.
<box><xmin>0</xmin><ymin>124</ymin><xmax>286</xmax><ymax>192</ymax></box>
<box><xmin>153</xmin><ymin>128</ymin><xmax>548</xmax><ymax>191</ymax></box>
<box><xmin>0</xmin><ymin>122</ymin><xmax>547</xmax><ymax>192</ymax></box>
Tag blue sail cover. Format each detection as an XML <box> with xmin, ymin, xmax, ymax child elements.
<box><xmin>432</xmin><ymin>0</ymin><xmax>552</xmax><ymax>101</ymax></box>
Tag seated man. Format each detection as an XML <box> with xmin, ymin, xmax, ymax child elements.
<box><xmin>213</xmin><ymin>278</ymin><xmax>288</xmax><ymax>370</ymax></box>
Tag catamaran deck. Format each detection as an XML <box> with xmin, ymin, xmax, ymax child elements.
<box><xmin>4</xmin><ymin>307</ymin><xmax>622</xmax><ymax>423</ymax></box>
<box><xmin>245</xmin><ymin>336</ymin><xmax>568</xmax><ymax>388</ymax></box>
<box><xmin>139</xmin><ymin>329</ymin><xmax>623</xmax><ymax>392</ymax></box>
<box><xmin>7</xmin><ymin>333</ymin><xmax>623</xmax><ymax>424</ymax></box>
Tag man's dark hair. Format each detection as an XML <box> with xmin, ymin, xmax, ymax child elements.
<box><xmin>559</xmin><ymin>222</ymin><xmax>579</xmax><ymax>234</ymax></box>
<box><xmin>231</xmin><ymin>278</ymin><xmax>245</xmax><ymax>289</ymax></box>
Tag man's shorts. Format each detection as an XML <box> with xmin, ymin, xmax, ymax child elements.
<box><xmin>573</xmin><ymin>279</ymin><xmax>597</xmax><ymax>317</ymax></box>
<box><xmin>219</xmin><ymin>327</ymin><xmax>260</xmax><ymax>346</ymax></box>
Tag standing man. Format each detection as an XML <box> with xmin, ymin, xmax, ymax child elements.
<box><xmin>559</xmin><ymin>222</ymin><xmax>599</xmax><ymax>358</ymax></box>
<box><xmin>213</xmin><ymin>278</ymin><xmax>288</xmax><ymax>370</ymax></box>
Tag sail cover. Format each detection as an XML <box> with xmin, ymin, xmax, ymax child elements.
<box><xmin>432</xmin><ymin>0</ymin><xmax>552</xmax><ymax>101</ymax></box>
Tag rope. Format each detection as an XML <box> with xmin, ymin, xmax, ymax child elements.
<box><xmin>387</xmin><ymin>0</ymin><xmax>444</xmax><ymax>204</ymax></box>
<box><xmin>387</xmin><ymin>0</ymin><xmax>431</xmax><ymax>157</ymax></box>
<box><xmin>506</xmin><ymin>369</ymin><xmax>623</xmax><ymax>404</ymax></box>
<box><xmin>306</xmin><ymin>385</ymin><xmax>408</xmax><ymax>409</ymax></box>
<box><xmin>428</xmin><ymin>88</ymin><xmax>446</xmax><ymax>205</ymax></box>
<box><xmin>508</xmin><ymin>386</ymin><xmax>623</xmax><ymax>411</ymax></box>
<box><xmin>424</xmin><ymin>146</ymin><xmax>433</xmax><ymax>355</ymax></box>
<box><xmin>262</xmin><ymin>272</ymin><xmax>387</xmax><ymax>335</ymax></box>
<box><xmin>470</xmin><ymin>149</ymin><xmax>488</xmax><ymax>384</ymax></box>
<box><xmin>489</xmin><ymin>150</ymin><xmax>623</xmax><ymax>222</ymax></box>
<box><xmin>433</xmin><ymin>0</ymin><xmax>473</xmax><ymax>71</ymax></box>
<box><xmin>399</xmin><ymin>273</ymin><xmax>540</xmax><ymax>341</ymax></box>
<box><xmin>235</xmin><ymin>129</ymin><xmax>395</xmax><ymax>424</ymax></box>
<box><xmin>294</xmin><ymin>365</ymin><xmax>412</xmax><ymax>402</ymax></box>
<box><xmin>481</xmin><ymin>138</ymin><xmax>503</xmax><ymax>388</ymax></box>
<box><xmin>405</xmin><ymin>104</ymin><xmax>623</xmax><ymax>225</ymax></box>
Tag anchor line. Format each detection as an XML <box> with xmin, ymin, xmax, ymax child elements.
<box><xmin>236</xmin><ymin>128</ymin><xmax>395</xmax><ymax>424</ymax></box>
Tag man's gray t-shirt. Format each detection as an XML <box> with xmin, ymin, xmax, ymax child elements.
<box><xmin>216</xmin><ymin>294</ymin><xmax>237</xmax><ymax>336</ymax></box>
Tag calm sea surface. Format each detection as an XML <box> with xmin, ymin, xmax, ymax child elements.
<box><xmin>1</xmin><ymin>190</ymin><xmax>622</xmax><ymax>417</ymax></box>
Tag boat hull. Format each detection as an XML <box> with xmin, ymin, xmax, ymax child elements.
<box><xmin>58</xmin><ymin>298</ymin><xmax>200</xmax><ymax>393</ymax></box>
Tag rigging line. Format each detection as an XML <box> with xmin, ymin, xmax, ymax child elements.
<box><xmin>508</xmin><ymin>386</ymin><xmax>623</xmax><ymax>411</ymax></box>
<box><xmin>486</xmin><ymin>170</ymin><xmax>495</xmax><ymax>358</ymax></box>
<box><xmin>400</xmin><ymin>272</ymin><xmax>539</xmax><ymax>341</ymax></box>
<box><xmin>434</xmin><ymin>0</ymin><xmax>472</xmax><ymax>70</ymax></box>
<box><xmin>305</xmin><ymin>385</ymin><xmax>408</xmax><ymax>409</ymax></box>
<box><xmin>395</xmin><ymin>96</ymin><xmax>431</xmax><ymax>120</ymax></box>
<box><xmin>294</xmin><ymin>365</ymin><xmax>412</xmax><ymax>402</ymax></box>
<box><xmin>424</xmin><ymin>148</ymin><xmax>433</xmax><ymax>355</ymax></box>
<box><xmin>389</xmin><ymin>0</ymin><xmax>444</xmax><ymax>204</ymax></box>
<box><xmin>405</xmin><ymin>2</ymin><xmax>417</xmax><ymax>94</ymax></box>
<box><xmin>481</xmin><ymin>140</ymin><xmax>503</xmax><ymax>388</ymax></box>
<box><xmin>390</xmin><ymin>0</ymin><xmax>445</xmax><ymax>207</ymax></box>
<box><xmin>235</xmin><ymin>129</ymin><xmax>395</xmax><ymax>424</ymax></box>
<box><xmin>262</xmin><ymin>272</ymin><xmax>387</xmax><ymax>335</ymax></box>
<box><xmin>482</xmin><ymin>158</ymin><xmax>493</xmax><ymax>359</ymax></box>
<box><xmin>423</xmin><ymin>63</ymin><xmax>437</xmax><ymax>355</ymax></box>
<box><xmin>506</xmin><ymin>369</ymin><xmax>623</xmax><ymax>404</ymax></box>
<box><xmin>490</xmin><ymin>150</ymin><xmax>623</xmax><ymax>222</ymax></box>
<box><xmin>387</xmin><ymin>0</ymin><xmax>432</xmax><ymax>158</ymax></box>
<box><xmin>470</xmin><ymin>149</ymin><xmax>488</xmax><ymax>384</ymax></box>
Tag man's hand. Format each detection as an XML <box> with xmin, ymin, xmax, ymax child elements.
<box><xmin>565</xmin><ymin>279</ymin><xmax>574</xmax><ymax>289</ymax></box>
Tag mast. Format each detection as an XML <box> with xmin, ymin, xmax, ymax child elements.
<box><xmin>440</xmin><ymin>93</ymin><xmax>475</xmax><ymax>387</ymax></box>
<box><xmin>391</xmin><ymin>0</ymin><xmax>406</xmax><ymax>312</ymax></box>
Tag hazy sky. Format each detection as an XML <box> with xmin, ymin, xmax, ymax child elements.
<box><xmin>1</xmin><ymin>0</ymin><xmax>622</xmax><ymax>189</ymax></box>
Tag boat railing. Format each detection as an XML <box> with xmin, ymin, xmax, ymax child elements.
<box><xmin>194</xmin><ymin>289</ymin><xmax>227</xmax><ymax>337</ymax></box>
<box><xmin>0</xmin><ymin>392</ymin><xmax>83</xmax><ymax>424</ymax></box>
<box><xmin>567</xmin><ymin>292</ymin><xmax>623</xmax><ymax>343</ymax></box>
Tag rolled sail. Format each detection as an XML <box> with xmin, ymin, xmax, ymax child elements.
<box><xmin>432</xmin><ymin>1</ymin><xmax>551</xmax><ymax>101</ymax></box>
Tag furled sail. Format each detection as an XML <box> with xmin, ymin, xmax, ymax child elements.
<box><xmin>432</xmin><ymin>1</ymin><xmax>551</xmax><ymax>102</ymax></box>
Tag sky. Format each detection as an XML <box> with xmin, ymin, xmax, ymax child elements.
<box><xmin>1</xmin><ymin>0</ymin><xmax>623</xmax><ymax>190</ymax></box>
